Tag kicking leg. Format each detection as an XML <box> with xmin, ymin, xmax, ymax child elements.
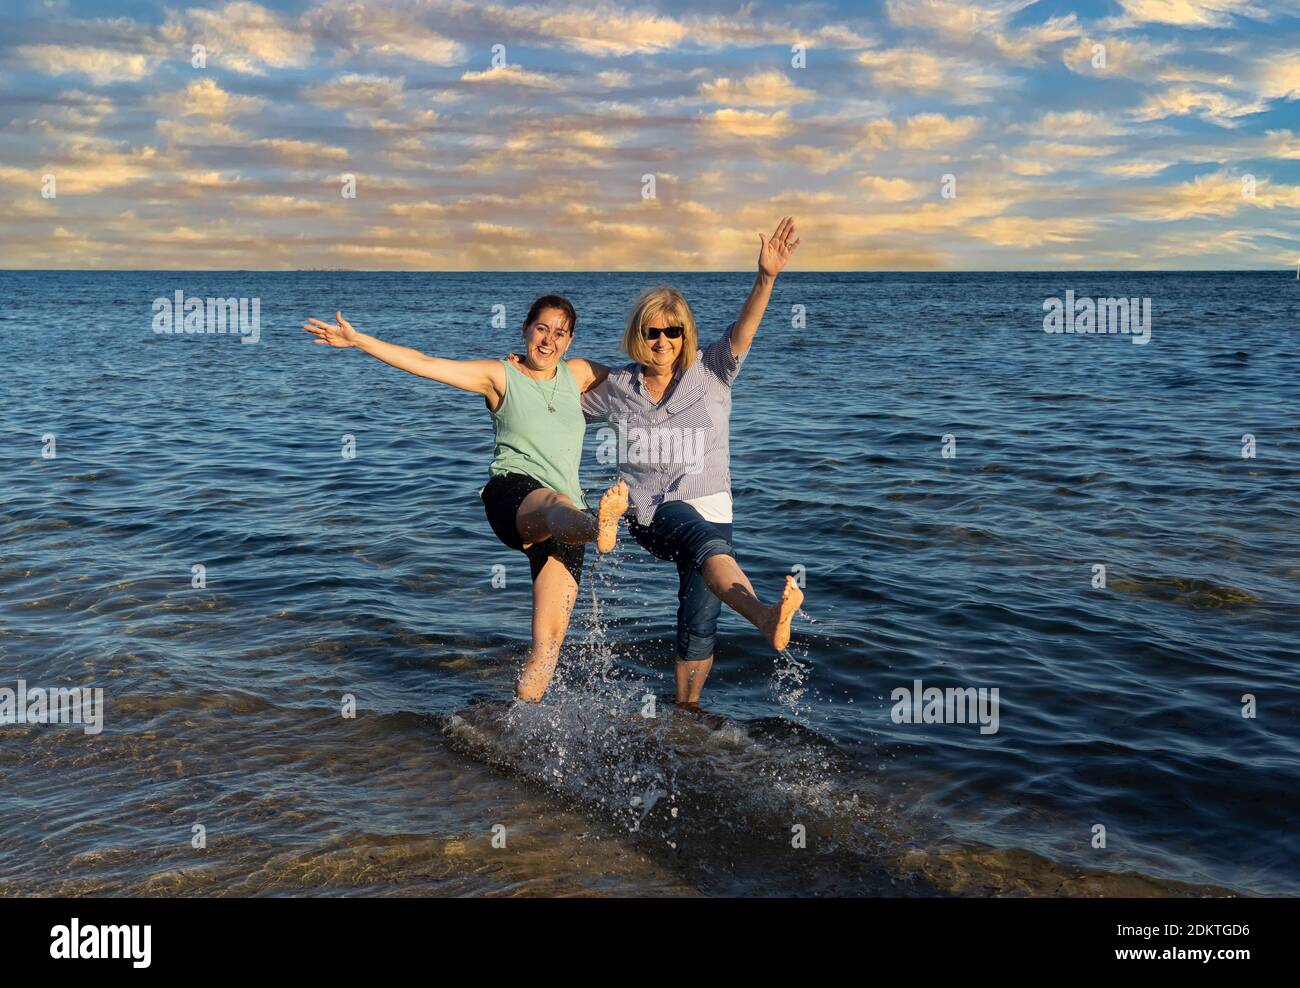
<box><xmin>595</xmin><ymin>481</ymin><xmax>628</xmax><ymax>553</ymax></box>
<box><xmin>515</xmin><ymin>555</ymin><xmax>579</xmax><ymax>703</ymax></box>
<box><xmin>700</xmin><ymin>555</ymin><xmax>803</xmax><ymax>651</ymax></box>
<box><xmin>515</xmin><ymin>481</ymin><xmax>627</xmax><ymax>552</ymax></box>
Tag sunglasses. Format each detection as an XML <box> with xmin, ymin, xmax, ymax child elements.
<box><xmin>642</xmin><ymin>325</ymin><xmax>685</xmax><ymax>341</ymax></box>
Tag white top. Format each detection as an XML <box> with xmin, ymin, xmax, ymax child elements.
<box><xmin>685</xmin><ymin>490</ymin><xmax>733</xmax><ymax>523</ymax></box>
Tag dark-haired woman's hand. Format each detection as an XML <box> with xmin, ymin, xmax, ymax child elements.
<box><xmin>303</xmin><ymin>310</ymin><xmax>360</xmax><ymax>347</ymax></box>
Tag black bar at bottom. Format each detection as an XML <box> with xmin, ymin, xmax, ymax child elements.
<box><xmin>2</xmin><ymin>895</ymin><xmax>1291</xmax><ymax>974</ymax></box>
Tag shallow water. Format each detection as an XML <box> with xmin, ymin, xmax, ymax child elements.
<box><xmin>1</xmin><ymin>270</ymin><xmax>1297</xmax><ymax>896</ymax></box>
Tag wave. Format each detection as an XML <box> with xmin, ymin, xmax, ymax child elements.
<box><xmin>440</xmin><ymin>689</ymin><xmax>1232</xmax><ymax>897</ymax></box>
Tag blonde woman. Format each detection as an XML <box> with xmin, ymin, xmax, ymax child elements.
<box><xmin>580</xmin><ymin>217</ymin><xmax>804</xmax><ymax>705</ymax></box>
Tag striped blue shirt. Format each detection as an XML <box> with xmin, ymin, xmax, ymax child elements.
<box><xmin>581</xmin><ymin>324</ymin><xmax>747</xmax><ymax>525</ymax></box>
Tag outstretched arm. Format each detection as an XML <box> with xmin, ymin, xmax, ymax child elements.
<box><xmin>304</xmin><ymin>310</ymin><xmax>503</xmax><ymax>398</ymax></box>
<box><xmin>729</xmin><ymin>216</ymin><xmax>801</xmax><ymax>358</ymax></box>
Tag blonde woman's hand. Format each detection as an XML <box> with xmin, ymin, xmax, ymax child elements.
<box><xmin>758</xmin><ymin>216</ymin><xmax>800</xmax><ymax>279</ymax></box>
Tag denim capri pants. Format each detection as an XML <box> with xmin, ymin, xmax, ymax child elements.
<box><xmin>627</xmin><ymin>499</ymin><xmax>735</xmax><ymax>662</ymax></box>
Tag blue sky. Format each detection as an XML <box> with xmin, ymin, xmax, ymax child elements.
<box><xmin>2</xmin><ymin>0</ymin><xmax>1299</xmax><ymax>269</ymax></box>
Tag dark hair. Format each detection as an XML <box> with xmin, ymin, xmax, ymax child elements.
<box><xmin>523</xmin><ymin>294</ymin><xmax>576</xmax><ymax>335</ymax></box>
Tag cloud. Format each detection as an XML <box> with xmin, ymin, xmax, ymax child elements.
<box><xmin>1132</xmin><ymin>85</ymin><xmax>1266</xmax><ymax>126</ymax></box>
<box><xmin>302</xmin><ymin>0</ymin><xmax>465</xmax><ymax>64</ymax></box>
<box><xmin>884</xmin><ymin>0</ymin><xmax>1081</xmax><ymax>65</ymax></box>
<box><xmin>969</xmin><ymin>214</ymin><xmax>1098</xmax><ymax>247</ymax></box>
<box><xmin>859</xmin><ymin>176</ymin><xmax>925</xmax><ymax>201</ymax></box>
<box><xmin>855</xmin><ymin>48</ymin><xmax>1010</xmax><ymax>100</ymax></box>
<box><xmin>2</xmin><ymin>0</ymin><xmax>1295</xmax><ymax>272</ymax></box>
<box><xmin>485</xmin><ymin>3</ymin><xmax>873</xmax><ymax>56</ymax></box>
<box><xmin>1016</xmin><ymin>110</ymin><xmax>1129</xmax><ymax>137</ymax></box>
<box><xmin>489</xmin><ymin>4</ymin><xmax>689</xmax><ymax>55</ymax></box>
<box><xmin>154</xmin><ymin>79</ymin><xmax>265</xmax><ymax>120</ymax></box>
<box><xmin>36</xmin><ymin>143</ymin><xmax>170</xmax><ymax>194</ymax></box>
<box><xmin>863</xmin><ymin>113</ymin><xmax>983</xmax><ymax>151</ymax></box>
<box><xmin>255</xmin><ymin>138</ymin><xmax>349</xmax><ymax>165</ymax></box>
<box><xmin>156</xmin><ymin>119</ymin><xmax>251</xmax><ymax>145</ymax></box>
<box><xmin>1102</xmin><ymin>160</ymin><xmax>1174</xmax><ymax>178</ymax></box>
<box><xmin>886</xmin><ymin>0</ymin><xmax>1035</xmax><ymax>36</ymax></box>
<box><xmin>1030</xmin><ymin>141</ymin><xmax>1121</xmax><ymax>158</ymax></box>
<box><xmin>386</xmin><ymin>201</ymin><xmax>446</xmax><ymax>220</ymax></box>
<box><xmin>1006</xmin><ymin>158</ymin><xmax>1058</xmax><ymax>176</ymax></box>
<box><xmin>181</xmin><ymin>2</ymin><xmax>310</xmax><ymax>75</ymax></box>
<box><xmin>1261</xmin><ymin>129</ymin><xmax>1300</xmax><ymax>158</ymax></box>
<box><xmin>1148</xmin><ymin>228</ymin><xmax>1257</xmax><ymax>257</ymax></box>
<box><xmin>1108</xmin><ymin>1</ymin><xmax>1271</xmax><ymax>29</ymax></box>
<box><xmin>1125</xmin><ymin>168</ymin><xmax>1296</xmax><ymax>220</ymax></box>
<box><xmin>790</xmin><ymin>146</ymin><xmax>855</xmax><ymax>174</ymax></box>
<box><xmin>699</xmin><ymin>70</ymin><xmax>814</xmax><ymax>106</ymax></box>
<box><xmin>505</xmin><ymin>127</ymin><xmax>617</xmax><ymax>151</ymax></box>
<box><xmin>17</xmin><ymin>45</ymin><xmax>158</xmax><ymax>84</ymax></box>
<box><xmin>239</xmin><ymin>195</ymin><xmax>326</xmax><ymax>216</ymax></box>
<box><xmin>1257</xmin><ymin>56</ymin><xmax>1300</xmax><ymax>101</ymax></box>
<box><xmin>460</xmin><ymin>65</ymin><xmax>563</xmax><ymax>89</ymax></box>
<box><xmin>53</xmin><ymin>90</ymin><xmax>114</xmax><ymax>129</ymax></box>
<box><xmin>305</xmin><ymin>74</ymin><xmax>406</xmax><ymax>110</ymax></box>
<box><xmin>703</xmin><ymin>108</ymin><xmax>793</xmax><ymax>138</ymax></box>
<box><xmin>1063</xmin><ymin>37</ymin><xmax>1178</xmax><ymax>80</ymax></box>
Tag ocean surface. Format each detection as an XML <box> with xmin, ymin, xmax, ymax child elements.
<box><xmin>1</xmin><ymin>270</ymin><xmax>1297</xmax><ymax>897</ymax></box>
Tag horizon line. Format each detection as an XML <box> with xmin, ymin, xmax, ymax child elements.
<box><xmin>0</xmin><ymin>267</ymin><xmax>1294</xmax><ymax>275</ymax></box>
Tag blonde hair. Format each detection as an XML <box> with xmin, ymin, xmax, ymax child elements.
<box><xmin>621</xmin><ymin>286</ymin><xmax>698</xmax><ymax>373</ymax></box>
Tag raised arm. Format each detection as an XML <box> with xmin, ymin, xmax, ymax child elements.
<box><xmin>304</xmin><ymin>310</ymin><xmax>504</xmax><ymax>400</ymax></box>
<box><xmin>729</xmin><ymin>216</ymin><xmax>801</xmax><ymax>358</ymax></box>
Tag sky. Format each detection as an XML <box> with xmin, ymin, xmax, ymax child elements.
<box><xmin>1</xmin><ymin>0</ymin><xmax>1299</xmax><ymax>270</ymax></box>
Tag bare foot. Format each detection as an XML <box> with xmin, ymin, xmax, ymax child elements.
<box><xmin>596</xmin><ymin>480</ymin><xmax>629</xmax><ymax>553</ymax></box>
<box><xmin>763</xmin><ymin>575</ymin><xmax>803</xmax><ymax>651</ymax></box>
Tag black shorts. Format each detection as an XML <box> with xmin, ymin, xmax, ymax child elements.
<box><xmin>481</xmin><ymin>472</ymin><xmax>586</xmax><ymax>585</ymax></box>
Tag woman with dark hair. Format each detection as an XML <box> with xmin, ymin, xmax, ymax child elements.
<box><xmin>302</xmin><ymin>295</ymin><xmax>628</xmax><ymax>702</ymax></box>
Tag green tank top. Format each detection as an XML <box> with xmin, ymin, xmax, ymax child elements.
<box><xmin>488</xmin><ymin>359</ymin><xmax>587</xmax><ymax>508</ymax></box>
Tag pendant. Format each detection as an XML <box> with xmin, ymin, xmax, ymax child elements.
<box><xmin>547</xmin><ymin>402</ymin><xmax>556</xmax><ymax>413</ymax></box>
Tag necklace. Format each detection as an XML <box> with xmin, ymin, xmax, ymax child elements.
<box><xmin>520</xmin><ymin>359</ymin><xmax>562</xmax><ymax>412</ymax></box>
<box><xmin>542</xmin><ymin>367</ymin><xmax>560</xmax><ymax>413</ymax></box>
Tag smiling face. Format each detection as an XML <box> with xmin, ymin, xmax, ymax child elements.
<box><xmin>622</xmin><ymin>286</ymin><xmax>699</xmax><ymax>377</ymax></box>
<box><xmin>640</xmin><ymin>313</ymin><xmax>683</xmax><ymax>374</ymax></box>
<box><xmin>522</xmin><ymin>306</ymin><xmax>573</xmax><ymax>373</ymax></box>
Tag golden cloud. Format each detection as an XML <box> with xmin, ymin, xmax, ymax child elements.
<box><xmin>699</xmin><ymin>71</ymin><xmax>815</xmax><ymax>106</ymax></box>
<box><xmin>863</xmin><ymin>113</ymin><xmax>983</xmax><ymax>151</ymax></box>
<box><xmin>703</xmin><ymin>109</ymin><xmax>793</xmax><ymax>138</ymax></box>
<box><xmin>255</xmin><ymin>138</ymin><xmax>349</xmax><ymax>165</ymax></box>
<box><xmin>305</xmin><ymin>74</ymin><xmax>406</xmax><ymax>110</ymax></box>
<box><xmin>18</xmin><ymin>45</ymin><xmax>157</xmax><ymax>84</ymax></box>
